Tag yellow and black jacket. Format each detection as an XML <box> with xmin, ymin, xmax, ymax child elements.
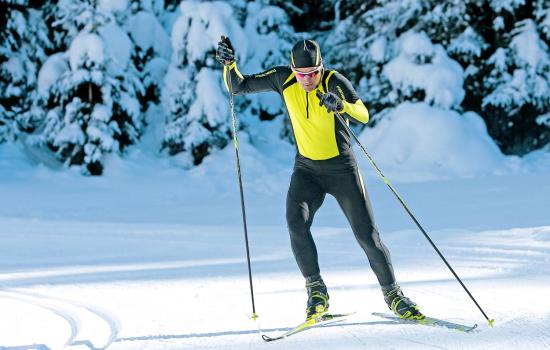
<box><xmin>223</xmin><ymin>63</ymin><xmax>369</xmax><ymax>162</ymax></box>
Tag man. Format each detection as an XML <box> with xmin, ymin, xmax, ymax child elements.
<box><xmin>216</xmin><ymin>36</ymin><xmax>423</xmax><ymax>321</ymax></box>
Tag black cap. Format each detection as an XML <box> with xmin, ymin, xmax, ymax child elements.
<box><xmin>290</xmin><ymin>40</ymin><xmax>322</xmax><ymax>68</ymax></box>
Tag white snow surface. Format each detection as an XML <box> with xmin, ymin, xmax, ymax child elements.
<box><xmin>127</xmin><ymin>11</ymin><xmax>171</xmax><ymax>60</ymax></box>
<box><xmin>359</xmin><ymin>102</ymin><xmax>510</xmax><ymax>181</ymax></box>
<box><xmin>37</xmin><ymin>53</ymin><xmax>69</xmax><ymax>96</ymax></box>
<box><xmin>172</xmin><ymin>1</ymin><xmax>248</xmax><ymax>65</ymax></box>
<box><xmin>97</xmin><ymin>0</ymin><xmax>128</xmax><ymax>14</ymax></box>
<box><xmin>1</xmin><ymin>99</ymin><xmax>550</xmax><ymax>349</ymax></box>
<box><xmin>385</xmin><ymin>30</ymin><xmax>465</xmax><ymax>109</ymax></box>
<box><xmin>68</xmin><ymin>32</ymin><xmax>106</xmax><ymax>71</ymax></box>
<box><xmin>2</xmin><ymin>2</ymin><xmax>550</xmax><ymax>347</ymax></box>
<box><xmin>98</xmin><ymin>22</ymin><xmax>133</xmax><ymax>72</ymax></box>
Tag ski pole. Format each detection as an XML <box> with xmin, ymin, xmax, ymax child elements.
<box><xmin>333</xmin><ymin>111</ymin><xmax>494</xmax><ymax>327</ymax></box>
<box><xmin>225</xmin><ymin>64</ymin><xmax>258</xmax><ymax>321</ymax></box>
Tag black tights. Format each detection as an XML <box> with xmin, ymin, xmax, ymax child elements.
<box><xmin>286</xmin><ymin>166</ymin><xmax>396</xmax><ymax>287</ymax></box>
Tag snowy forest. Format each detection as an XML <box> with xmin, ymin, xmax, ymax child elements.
<box><xmin>2</xmin><ymin>1</ymin><xmax>550</xmax><ymax>349</ymax></box>
<box><xmin>1</xmin><ymin>0</ymin><xmax>549</xmax><ymax>175</ymax></box>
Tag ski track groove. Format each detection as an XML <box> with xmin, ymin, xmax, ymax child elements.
<box><xmin>0</xmin><ymin>289</ymin><xmax>120</xmax><ymax>349</ymax></box>
<box><xmin>340</xmin><ymin>324</ymin><xmax>369</xmax><ymax>348</ymax></box>
<box><xmin>520</xmin><ymin>317</ymin><xmax>550</xmax><ymax>350</ymax></box>
<box><xmin>0</xmin><ymin>290</ymin><xmax>78</xmax><ymax>348</ymax></box>
<box><xmin>401</xmin><ymin>337</ymin><xmax>449</xmax><ymax>350</ymax></box>
<box><xmin>13</xmin><ymin>290</ymin><xmax>121</xmax><ymax>349</ymax></box>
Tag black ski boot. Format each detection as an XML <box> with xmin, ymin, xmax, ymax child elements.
<box><xmin>382</xmin><ymin>283</ymin><xmax>424</xmax><ymax>320</ymax></box>
<box><xmin>305</xmin><ymin>279</ymin><xmax>329</xmax><ymax>319</ymax></box>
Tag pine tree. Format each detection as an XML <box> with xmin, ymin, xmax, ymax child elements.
<box><xmin>267</xmin><ymin>0</ymin><xmax>338</xmax><ymax>32</ymax></box>
<box><xmin>0</xmin><ymin>1</ymin><xmax>51</xmax><ymax>143</ymax></box>
<box><xmin>161</xmin><ymin>1</ymin><xmax>250</xmax><ymax>168</ymax></box>
<box><xmin>162</xmin><ymin>1</ymin><xmax>298</xmax><ymax>167</ymax></box>
<box><xmin>240</xmin><ymin>2</ymin><xmax>298</xmax><ymax>144</ymax></box>
<box><xmin>126</xmin><ymin>5</ymin><xmax>171</xmax><ymax>108</ymax></box>
<box><xmin>33</xmin><ymin>0</ymin><xmax>144</xmax><ymax>175</ymax></box>
<box><xmin>481</xmin><ymin>18</ymin><xmax>550</xmax><ymax>154</ymax></box>
<box><xmin>323</xmin><ymin>0</ymin><xmax>550</xmax><ymax>155</ymax></box>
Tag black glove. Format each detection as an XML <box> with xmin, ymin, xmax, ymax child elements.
<box><xmin>216</xmin><ymin>35</ymin><xmax>235</xmax><ymax>65</ymax></box>
<box><xmin>316</xmin><ymin>91</ymin><xmax>344</xmax><ymax>113</ymax></box>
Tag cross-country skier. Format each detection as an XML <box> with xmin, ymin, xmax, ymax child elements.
<box><xmin>216</xmin><ymin>36</ymin><xmax>424</xmax><ymax>321</ymax></box>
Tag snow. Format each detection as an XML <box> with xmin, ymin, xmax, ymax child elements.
<box><xmin>1</xmin><ymin>2</ymin><xmax>550</xmax><ymax>348</ymax></box>
<box><xmin>172</xmin><ymin>1</ymin><xmax>248</xmax><ymax>65</ymax></box>
<box><xmin>511</xmin><ymin>19</ymin><xmax>547</xmax><ymax>69</ymax></box>
<box><xmin>3</xmin><ymin>56</ymin><xmax>25</xmax><ymax>83</ymax></box>
<box><xmin>143</xmin><ymin>56</ymin><xmax>170</xmax><ymax>87</ymax></box>
<box><xmin>448</xmin><ymin>27</ymin><xmax>488</xmax><ymax>59</ymax></box>
<box><xmin>384</xmin><ymin>30</ymin><xmax>465</xmax><ymax>109</ymax></box>
<box><xmin>493</xmin><ymin>16</ymin><xmax>506</xmax><ymax>31</ymax></box>
<box><xmin>1</xmin><ymin>96</ymin><xmax>550</xmax><ymax>348</ymax></box>
<box><xmin>37</xmin><ymin>53</ymin><xmax>69</xmax><ymax>96</ymax></box>
<box><xmin>192</xmin><ymin>68</ymin><xmax>229</xmax><ymax>128</ymax></box>
<box><xmin>369</xmin><ymin>37</ymin><xmax>388</xmax><ymax>63</ymax></box>
<box><xmin>490</xmin><ymin>0</ymin><xmax>526</xmax><ymax>13</ymax></box>
<box><xmin>488</xmin><ymin>48</ymin><xmax>508</xmax><ymax>72</ymax></box>
<box><xmin>98</xmin><ymin>22</ymin><xmax>133</xmax><ymax>72</ymax></box>
<box><xmin>358</xmin><ymin>102</ymin><xmax>508</xmax><ymax>181</ymax></box>
<box><xmin>68</xmin><ymin>32</ymin><xmax>106</xmax><ymax>71</ymax></box>
<box><xmin>53</xmin><ymin>122</ymin><xmax>85</xmax><ymax>148</ymax></box>
<box><xmin>536</xmin><ymin>113</ymin><xmax>550</xmax><ymax>126</ymax></box>
<box><xmin>132</xmin><ymin>0</ymin><xmax>164</xmax><ymax>16</ymax></box>
<box><xmin>483</xmin><ymin>20</ymin><xmax>550</xmax><ymax>111</ymax></box>
<box><xmin>97</xmin><ymin>0</ymin><xmax>128</xmax><ymax>14</ymax></box>
<box><xmin>127</xmin><ymin>11</ymin><xmax>171</xmax><ymax>60</ymax></box>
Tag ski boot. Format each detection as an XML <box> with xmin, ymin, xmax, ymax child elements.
<box><xmin>305</xmin><ymin>279</ymin><xmax>329</xmax><ymax>320</ymax></box>
<box><xmin>382</xmin><ymin>283</ymin><xmax>424</xmax><ymax>320</ymax></box>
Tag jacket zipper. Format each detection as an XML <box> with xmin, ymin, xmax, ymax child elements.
<box><xmin>306</xmin><ymin>91</ymin><xmax>309</xmax><ymax>119</ymax></box>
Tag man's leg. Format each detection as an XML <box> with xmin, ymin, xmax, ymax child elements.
<box><xmin>328</xmin><ymin>169</ymin><xmax>396</xmax><ymax>286</ymax></box>
<box><xmin>286</xmin><ymin>168</ymin><xmax>331</xmax><ymax>317</ymax></box>
<box><xmin>286</xmin><ymin>168</ymin><xmax>326</xmax><ymax>280</ymax></box>
<box><xmin>328</xmin><ymin>169</ymin><xmax>423</xmax><ymax>319</ymax></box>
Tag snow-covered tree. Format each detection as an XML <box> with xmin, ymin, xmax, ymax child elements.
<box><xmin>324</xmin><ymin>1</ymin><xmax>467</xmax><ymax>126</ymax></box>
<box><xmin>32</xmin><ymin>3</ymin><xmax>144</xmax><ymax>175</ymax></box>
<box><xmin>127</xmin><ymin>0</ymin><xmax>165</xmax><ymax>17</ymax></box>
<box><xmin>161</xmin><ymin>1</ymin><xmax>238</xmax><ymax>168</ymax></box>
<box><xmin>323</xmin><ymin>0</ymin><xmax>550</xmax><ymax>155</ymax></box>
<box><xmin>383</xmin><ymin>30</ymin><xmax>465</xmax><ymax>109</ymax></box>
<box><xmin>2</xmin><ymin>0</ymin><xmax>548</xmax><ymax>174</ymax></box>
<box><xmin>240</xmin><ymin>1</ymin><xmax>298</xmax><ymax>143</ymax></box>
<box><xmin>481</xmin><ymin>19</ymin><xmax>550</xmax><ymax>153</ymax></box>
<box><xmin>0</xmin><ymin>2</ymin><xmax>51</xmax><ymax>143</ymax></box>
<box><xmin>126</xmin><ymin>8</ymin><xmax>171</xmax><ymax>107</ymax></box>
<box><xmin>267</xmin><ymin>0</ymin><xmax>337</xmax><ymax>32</ymax></box>
<box><xmin>536</xmin><ymin>0</ymin><xmax>550</xmax><ymax>41</ymax></box>
<box><xmin>43</xmin><ymin>0</ymin><xmax>109</xmax><ymax>52</ymax></box>
<box><xmin>162</xmin><ymin>0</ymin><xmax>297</xmax><ymax>168</ymax></box>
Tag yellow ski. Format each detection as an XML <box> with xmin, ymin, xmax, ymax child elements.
<box><xmin>372</xmin><ymin>312</ymin><xmax>478</xmax><ymax>332</ymax></box>
<box><xmin>262</xmin><ymin>312</ymin><xmax>355</xmax><ymax>342</ymax></box>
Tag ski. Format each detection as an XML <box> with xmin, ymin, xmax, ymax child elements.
<box><xmin>372</xmin><ymin>312</ymin><xmax>478</xmax><ymax>332</ymax></box>
<box><xmin>262</xmin><ymin>312</ymin><xmax>355</xmax><ymax>342</ymax></box>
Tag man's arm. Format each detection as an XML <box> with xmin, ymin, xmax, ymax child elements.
<box><xmin>327</xmin><ymin>71</ymin><xmax>369</xmax><ymax>124</ymax></box>
<box><xmin>223</xmin><ymin>63</ymin><xmax>290</xmax><ymax>95</ymax></box>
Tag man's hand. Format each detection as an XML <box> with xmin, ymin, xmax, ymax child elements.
<box><xmin>216</xmin><ymin>35</ymin><xmax>235</xmax><ymax>66</ymax></box>
<box><xmin>316</xmin><ymin>91</ymin><xmax>344</xmax><ymax>113</ymax></box>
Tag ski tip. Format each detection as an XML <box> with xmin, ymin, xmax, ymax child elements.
<box><xmin>262</xmin><ymin>334</ymin><xmax>281</xmax><ymax>342</ymax></box>
<box><xmin>487</xmin><ymin>318</ymin><xmax>495</xmax><ymax>327</ymax></box>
